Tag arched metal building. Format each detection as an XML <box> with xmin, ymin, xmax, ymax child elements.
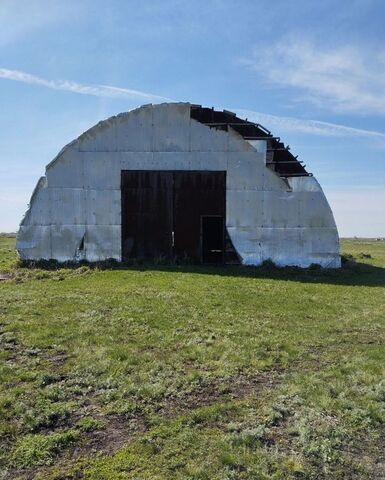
<box><xmin>16</xmin><ymin>103</ymin><xmax>340</xmax><ymax>267</ymax></box>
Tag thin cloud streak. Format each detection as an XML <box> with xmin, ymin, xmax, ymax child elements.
<box><xmin>0</xmin><ymin>68</ymin><xmax>172</xmax><ymax>102</ymax></box>
<box><xmin>2</xmin><ymin>67</ymin><xmax>384</xmax><ymax>140</ymax></box>
<box><xmin>234</xmin><ymin>109</ymin><xmax>385</xmax><ymax>139</ymax></box>
<box><xmin>242</xmin><ymin>38</ymin><xmax>385</xmax><ymax>115</ymax></box>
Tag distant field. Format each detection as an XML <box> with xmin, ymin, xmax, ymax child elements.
<box><xmin>1</xmin><ymin>236</ymin><xmax>385</xmax><ymax>479</ymax></box>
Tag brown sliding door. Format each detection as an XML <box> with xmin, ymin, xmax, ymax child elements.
<box><xmin>121</xmin><ymin>170</ymin><xmax>226</xmax><ymax>263</ymax></box>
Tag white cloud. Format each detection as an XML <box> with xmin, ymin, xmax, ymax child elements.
<box><xmin>0</xmin><ymin>68</ymin><xmax>172</xmax><ymax>102</ymax></box>
<box><xmin>234</xmin><ymin>109</ymin><xmax>385</xmax><ymax>139</ymax></box>
<box><xmin>242</xmin><ymin>38</ymin><xmax>385</xmax><ymax>114</ymax></box>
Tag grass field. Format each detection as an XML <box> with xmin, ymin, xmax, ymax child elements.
<box><xmin>1</xmin><ymin>236</ymin><xmax>385</xmax><ymax>479</ymax></box>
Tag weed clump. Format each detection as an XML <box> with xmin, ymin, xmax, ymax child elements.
<box><xmin>28</xmin><ymin>403</ymin><xmax>71</xmax><ymax>432</ymax></box>
<box><xmin>75</xmin><ymin>417</ymin><xmax>106</xmax><ymax>432</ymax></box>
<box><xmin>261</xmin><ymin>258</ymin><xmax>277</xmax><ymax>269</ymax></box>
<box><xmin>309</xmin><ymin>263</ymin><xmax>322</xmax><ymax>270</ymax></box>
<box><xmin>11</xmin><ymin>430</ymin><xmax>80</xmax><ymax>468</ymax></box>
<box><xmin>341</xmin><ymin>253</ymin><xmax>354</xmax><ymax>264</ymax></box>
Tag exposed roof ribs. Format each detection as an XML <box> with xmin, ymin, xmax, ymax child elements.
<box><xmin>190</xmin><ymin>105</ymin><xmax>310</xmax><ymax>177</ymax></box>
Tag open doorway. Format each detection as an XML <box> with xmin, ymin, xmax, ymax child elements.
<box><xmin>201</xmin><ymin>215</ymin><xmax>224</xmax><ymax>264</ymax></box>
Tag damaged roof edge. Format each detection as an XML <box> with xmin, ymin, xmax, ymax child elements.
<box><xmin>44</xmin><ymin>102</ymin><xmax>307</xmax><ymax>176</ymax></box>
<box><xmin>190</xmin><ymin>105</ymin><xmax>308</xmax><ymax>176</ymax></box>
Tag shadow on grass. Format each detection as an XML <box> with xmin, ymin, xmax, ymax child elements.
<box><xmin>18</xmin><ymin>258</ymin><xmax>385</xmax><ymax>288</ymax></box>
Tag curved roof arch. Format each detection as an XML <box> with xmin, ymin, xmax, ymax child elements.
<box><xmin>46</xmin><ymin>103</ymin><xmax>309</xmax><ymax>177</ymax></box>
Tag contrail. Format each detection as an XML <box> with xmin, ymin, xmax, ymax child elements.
<box><xmin>0</xmin><ymin>67</ymin><xmax>172</xmax><ymax>102</ymax></box>
<box><xmin>2</xmin><ymin>67</ymin><xmax>384</xmax><ymax>139</ymax></box>
<box><xmin>234</xmin><ymin>109</ymin><xmax>385</xmax><ymax>139</ymax></box>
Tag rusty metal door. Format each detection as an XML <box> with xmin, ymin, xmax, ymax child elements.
<box><xmin>121</xmin><ymin>170</ymin><xmax>226</xmax><ymax>262</ymax></box>
<box><xmin>121</xmin><ymin>171</ymin><xmax>173</xmax><ymax>260</ymax></box>
<box><xmin>173</xmin><ymin>171</ymin><xmax>226</xmax><ymax>262</ymax></box>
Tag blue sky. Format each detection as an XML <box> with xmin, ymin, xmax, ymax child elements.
<box><xmin>0</xmin><ymin>0</ymin><xmax>384</xmax><ymax>236</ymax></box>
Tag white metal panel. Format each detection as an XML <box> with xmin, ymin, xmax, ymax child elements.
<box><xmin>83</xmin><ymin>152</ymin><xmax>121</xmax><ymax>189</ymax></box>
<box><xmin>227</xmin><ymin>152</ymin><xmax>265</xmax><ymax>190</ymax></box>
<box><xmin>300</xmin><ymin>227</ymin><xmax>341</xmax><ymax>267</ymax></box>
<box><xmin>78</xmin><ymin>117</ymin><xmax>117</xmax><ymax>152</ymax></box>
<box><xmin>114</xmin><ymin>107</ymin><xmax>153</xmax><ymax>152</ymax></box>
<box><xmin>259</xmin><ymin>227</ymin><xmax>301</xmax><ymax>266</ymax></box>
<box><xmin>51</xmin><ymin>224</ymin><xmax>86</xmax><ymax>262</ymax></box>
<box><xmin>122</xmin><ymin>151</ymin><xmax>228</xmax><ymax>172</ymax></box>
<box><xmin>46</xmin><ymin>146</ymin><xmax>84</xmax><ymax>188</ymax></box>
<box><xmin>153</xmin><ymin>104</ymin><xmax>191</xmax><ymax>152</ymax></box>
<box><xmin>298</xmin><ymin>192</ymin><xmax>336</xmax><ymax>228</ymax></box>
<box><xmin>192</xmin><ymin>151</ymin><xmax>227</xmax><ymax>170</ymax></box>
<box><xmin>85</xmin><ymin>225</ymin><xmax>121</xmax><ymax>261</ymax></box>
<box><xmin>17</xmin><ymin>225</ymin><xmax>52</xmax><ymax>260</ymax></box>
<box><xmin>263</xmin><ymin>191</ymin><xmax>301</xmax><ymax>228</ymax></box>
<box><xmin>227</xmin><ymin>189</ymin><xmax>264</xmax><ymax>228</ymax></box>
<box><xmin>120</xmin><ymin>152</ymin><xmax>159</xmax><ymax>171</ymax></box>
<box><xmin>190</xmin><ymin>120</ymin><xmax>228</xmax><ymax>152</ymax></box>
<box><xmin>25</xmin><ymin>185</ymin><xmax>51</xmax><ymax>226</ymax></box>
<box><xmin>152</xmin><ymin>152</ymin><xmax>192</xmax><ymax>170</ymax></box>
<box><xmin>86</xmin><ymin>189</ymin><xmax>121</xmax><ymax>225</ymax></box>
<box><xmin>228</xmin><ymin>128</ymin><xmax>256</xmax><ymax>153</ymax></box>
<box><xmin>262</xmin><ymin>165</ymin><xmax>290</xmax><ymax>192</ymax></box>
<box><xmin>50</xmin><ymin>188</ymin><xmax>86</xmax><ymax>226</ymax></box>
<box><xmin>227</xmin><ymin>227</ymin><xmax>261</xmax><ymax>265</ymax></box>
<box><xmin>227</xmin><ymin>226</ymin><xmax>262</xmax><ymax>265</ymax></box>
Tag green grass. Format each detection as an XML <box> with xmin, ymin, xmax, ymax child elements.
<box><xmin>0</xmin><ymin>235</ymin><xmax>384</xmax><ymax>479</ymax></box>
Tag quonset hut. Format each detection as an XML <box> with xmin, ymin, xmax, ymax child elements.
<box><xmin>17</xmin><ymin>103</ymin><xmax>340</xmax><ymax>267</ymax></box>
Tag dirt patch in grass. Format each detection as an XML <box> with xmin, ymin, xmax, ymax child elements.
<box><xmin>1</xmin><ymin>331</ymin><xmax>68</xmax><ymax>371</ymax></box>
<box><xmin>3</xmin><ymin>413</ymin><xmax>148</xmax><ymax>479</ymax></box>
<box><xmin>74</xmin><ymin>413</ymin><xmax>147</xmax><ymax>457</ymax></box>
<box><xmin>64</xmin><ymin>370</ymin><xmax>282</xmax><ymax>459</ymax></box>
<box><xmin>159</xmin><ymin>370</ymin><xmax>282</xmax><ymax>418</ymax></box>
<box><xmin>47</xmin><ymin>351</ymin><xmax>69</xmax><ymax>366</ymax></box>
<box><xmin>0</xmin><ymin>272</ymin><xmax>12</xmax><ymax>281</ymax></box>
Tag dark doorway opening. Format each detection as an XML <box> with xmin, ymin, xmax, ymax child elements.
<box><xmin>121</xmin><ymin>170</ymin><xmax>226</xmax><ymax>263</ymax></box>
<box><xmin>201</xmin><ymin>216</ymin><xmax>224</xmax><ymax>263</ymax></box>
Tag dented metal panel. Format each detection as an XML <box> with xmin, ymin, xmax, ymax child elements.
<box><xmin>51</xmin><ymin>225</ymin><xmax>86</xmax><ymax>262</ymax></box>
